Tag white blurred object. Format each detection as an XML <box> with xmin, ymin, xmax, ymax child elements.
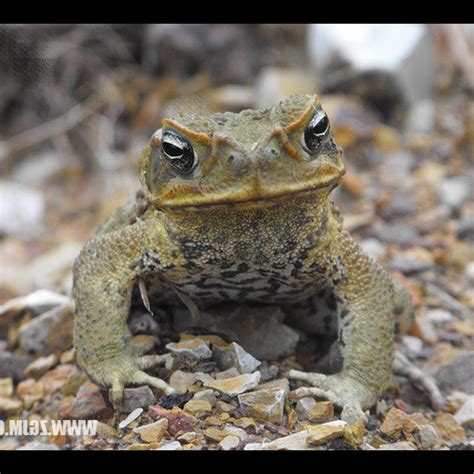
<box><xmin>308</xmin><ymin>24</ymin><xmax>435</xmax><ymax>102</ymax></box>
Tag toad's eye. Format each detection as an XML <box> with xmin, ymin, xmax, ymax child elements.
<box><xmin>161</xmin><ymin>131</ymin><xmax>197</xmax><ymax>173</ymax></box>
<box><xmin>303</xmin><ymin>110</ymin><xmax>330</xmax><ymax>152</ymax></box>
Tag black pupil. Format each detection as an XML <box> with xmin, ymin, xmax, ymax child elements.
<box><xmin>162</xmin><ymin>141</ymin><xmax>183</xmax><ymax>158</ymax></box>
<box><xmin>162</xmin><ymin>133</ymin><xmax>195</xmax><ymax>173</ymax></box>
<box><xmin>304</xmin><ymin>113</ymin><xmax>329</xmax><ymax>151</ymax></box>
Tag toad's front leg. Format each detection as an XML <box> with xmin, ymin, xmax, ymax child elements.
<box><xmin>73</xmin><ymin>220</ymin><xmax>177</xmax><ymax>407</ymax></box>
<box><xmin>290</xmin><ymin>228</ymin><xmax>399</xmax><ymax>410</ymax></box>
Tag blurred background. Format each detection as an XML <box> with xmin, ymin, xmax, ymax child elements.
<box><xmin>0</xmin><ymin>24</ymin><xmax>473</xmax><ymax>447</ymax></box>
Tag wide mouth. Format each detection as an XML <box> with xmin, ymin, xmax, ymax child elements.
<box><xmin>154</xmin><ymin>175</ymin><xmax>343</xmax><ymax>212</ymax></box>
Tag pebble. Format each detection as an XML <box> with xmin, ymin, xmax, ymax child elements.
<box><xmin>192</xmin><ymin>389</ymin><xmax>216</xmax><ymax>406</ymax></box>
<box><xmin>148</xmin><ymin>405</ymin><xmax>195</xmax><ymax>436</ymax></box>
<box><xmin>205</xmin><ymin>371</ymin><xmax>261</xmax><ymax>396</ymax></box>
<box><xmin>223</xmin><ymin>425</ymin><xmax>250</xmax><ymax>442</ymax></box>
<box><xmin>378</xmin><ymin>441</ymin><xmax>417</xmax><ymax>450</ymax></box>
<box><xmin>309</xmin><ymin>401</ymin><xmax>334</xmax><ymax>422</ymax></box>
<box><xmin>361</xmin><ymin>238</ymin><xmax>386</xmax><ymax>260</ymax></box>
<box><xmin>307</xmin><ymin>421</ymin><xmax>347</xmax><ymax>446</ymax></box>
<box><xmin>60</xmin><ymin>384</ymin><xmax>111</xmax><ymax>420</ymax></box>
<box><xmin>134</xmin><ymin>418</ymin><xmax>169</xmax><ymax>443</ymax></box>
<box><xmin>214</xmin><ymin>367</ymin><xmax>240</xmax><ymax>380</ymax></box>
<box><xmin>203</xmin><ymin>427</ymin><xmax>230</xmax><ymax>442</ymax></box>
<box><xmin>0</xmin><ymin>377</ymin><xmax>13</xmax><ymax>397</ymax></box>
<box><xmin>17</xmin><ymin>379</ymin><xmax>44</xmax><ymax>406</ymax></box>
<box><xmin>380</xmin><ymin>407</ymin><xmax>417</xmax><ymax>438</ymax></box>
<box><xmin>169</xmin><ymin>370</ymin><xmax>199</xmax><ymax>394</ymax></box>
<box><xmin>24</xmin><ymin>354</ymin><xmax>58</xmax><ymax>378</ymax></box>
<box><xmin>437</xmin><ymin>176</ymin><xmax>471</xmax><ymax>210</ymax></box>
<box><xmin>17</xmin><ymin>441</ymin><xmax>59</xmax><ymax>450</ymax></box>
<box><xmin>263</xmin><ymin>429</ymin><xmax>313</xmax><ymax>450</ymax></box>
<box><xmin>454</xmin><ymin>397</ymin><xmax>474</xmax><ymax>427</ymax></box>
<box><xmin>434</xmin><ymin>351</ymin><xmax>474</xmax><ymax>394</ymax></box>
<box><xmin>40</xmin><ymin>364</ymin><xmax>79</xmax><ymax>396</ymax></box>
<box><xmin>296</xmin><ymin>397</ymin><xmax>316</xmax><ymax>420</ymax></box>
<box><xmin>0</xmin><ymin>397</ymin><xmax>23</xmax><ymax>414</ymax></box>
<box><xmin>121</xmin><ymin>386</ymin><xmax>157</xmax><ymax>413</ymax></box>
<box><xmin>344</xmin><ymin>418</ymin><xmax>366</xmax><ymax>448</ymax></box>
<box><xmin>183</xmin><ymin>399</ymin><xmax>213</xmax><ymax>416</ymax></box>
<box><xmin>434</xmin><ymin>412</ymin><xmax>467</xmax><ymax>443</ymax></box>
<box><xmin>401</xmin><ymin>335</ymin><xmax>424</xmax><ymax>355</ymax></box>
<box><xmin>389</xmin><ymin>254</ymin><xmax>433</xmax><ymax>274</ymax></box>
<box><xmin>0</xmin><ymin>352</ymin><xmax>33</xmax><ymax>382</ymax></box>
<box><xmin>158</xmin><ymin>393</ymin><xmax>189</xmax><ymax>409</ymax></box>
<box><xmin>424</xmin><ymin>309</ymin><xmax>454</xmax><ymax>325</ymax></box>
<box><xmin>157</xmin><ymin>441</ymin><xmax>182</xmax><ymax>450</ymax></box>
<box><xmin>119</xmin><ymin>408</ymin><xmax>144</xmax><ymax>429</ymax></box>
<box><xmin>0</xmin><ymin>290</ymin><xmax>70</xmax><ymax>318</ymax></box>
<box><xmin>238</xmin><ymin>388</ymin><xmax>286</xmax><ymax>424</ymax></box>
<box><xmin>213</xmin><ymin>341</ymin><xmax>261</xmax><ymax>374</ymax></box>
<box><xmin>418</xmin><ymin>423</ymin><xmax>439</xmax><ymax>449</ymax></box>
<box><xmin>166</xmin><ymin>338</ymin><xmax>212</xmax><ymax>360</ymax></box>
<box><xmin>0</xmin><ymin>181</ymin><xmax>45</xmax><ymax>237</ymax></box>
<box><xmin>19</xmin><ymin>303</ymin><xmax>74</xmax><ymax>355</ymax></box>
<box><xmin>219</xmin><ymin>435</ymin><xmax>240</xmax><ymax>450</ymax></box>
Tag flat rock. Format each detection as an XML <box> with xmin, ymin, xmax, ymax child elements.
<box><xmin>307</xmin><ymin>421</ymin><xmax>346</xmax><ymax>446</ymax></box>
<box><xmin>434</xmin><ymin>412</ymin><xmax>466</xmax><ymax>443</ymax></box>
<box><xmin>309</xmin><ymin>401</ymin><xmax>334</xmax><ymax>422</ymax></box>
<box><xmin>295</xmin><ymin>397</ymin><xmax>316</xmax><ymax>420</ymax></box>
<box><xmin>24</xmin><ymin>354</ymin><xmax>58</xmax><ymax>378</ymax></box>
<box><xmin>262</xmin><ymin>430</ymin><xmax>314</xmax><ymax>450</ymax></box>
<box><xmin>380</xmin><ymin>407</ymin><xmax>417</xmax><ymax>438</ymax></box>
<box><xmin>119</xmin><ymin>408</ymin><xmax>143</xmax><ymax>429</ymax></box>
<box><xmin>219</xmin><ymin>435</ymin><xmax>240</xmax><ymax>450</ymax></box>
<box><xmin>344</xmin><ymin>418</ymin><xmax>365</xmax><ymax>448</ymax></box>
<box><xmin>238</xmin><ymin>388</ymin><xmax>286</xmax><ymax>424</ymax></box>
<box><xmin>169</xmin><ymin>370</ymin><xmax>198</xmax><ymax>394</ymax></box>
<box><xmin>183</xmin><ymin>399</ymin><xmax>213</xmax><ymax>416</ymax></box>
<box><xmin>340</xmin><ymin>402</ymin><xmax>367</xmax><ymax>425</ymax></box>
<box><xmin>121</xmin><ymin>386</ymin><xmax>157</xmax><ymax>413</ymax></box>
<box><xmin>213</xmin><ymin>341</ymin><xmax>261</xmax><ymax>374</ymax></box>
<box><xmin>205</xmin><ymin>372</ymin><xmax>261</xmax><ymax>397</ymax></box>
<box><xmin>418</xmin><ymin>423</ymin><xmax>440</xmax><ymax>449</ymax></box>
<box><xmin>454</xmin><ymin>397</ymin><xmax>474</xmax><ymax>427</ymax></box>
<box><xmin>0</xmin><ymin>290</ymin><xmax>70</xmax><ymax>319</ymax></box>
<box><xmin>166</xmin><ymin>338</ymin><xmax>212</xmax><ymax>360</ymax></box>
<box><xmin>134</xmin><ymin>418</ymin><xmax>169</xmax><ymax>443</ymax></box>
<box><xmin>0</xmin><ymin>378</ymin><xmax>13</xmax><ymax>397</ymax></box>
<box><xmin>378</xmin><ymin>441</ymin><xmax>417</xmax><ymax>450</ymax></box>
<box><xmin>192</xmin><ymin>389</ymin><xmax>216</xmax><ymax>406</ymax></box>
<box><xmin>434</xmin><ymin>352</ymin><xmax>474</xmax><ymax>394</ymax></box>
<box><xmin>0</xmin><ymin>352</ymin><xmax>33</xmax><ymax>382</ymax></box>
<box><xmin>157</xmin><ymin>441</ymin><xmax>182</xmax><ymax>450</ymax></box>
<box><xmin>19</xmin><ymin>303</ymin><xmax>74</xmax><ymax>355</ymax></box>
<box><xmin>60</xmin><ymin>384</ymin><xmax>111</xmax><ymax>421</ymax></box>
<box><xmin>0</xmin><ymin>397</ymin><xmax>23</xmax><ymax>415</ymax></box>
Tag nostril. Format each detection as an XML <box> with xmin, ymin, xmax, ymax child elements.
<box><xmin>263</xmin><ymin>147</ymin><xmax>280</xmax><ymax>160</ymax></box>
<box><xmin>227</xmin><ymin>155</ymin><xmax>235</xmax><ymax>163</ymax></box>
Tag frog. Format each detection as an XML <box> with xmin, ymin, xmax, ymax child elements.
<box><xmin>72</xmin><ymin>94</ymin><xmax>427</xmax><ymax>410</ymax></box>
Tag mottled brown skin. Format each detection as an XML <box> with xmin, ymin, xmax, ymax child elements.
<box><xmin>73</xmin><ymin>94</ymin><xmax>414</xmax><ymax>409</ymax></box>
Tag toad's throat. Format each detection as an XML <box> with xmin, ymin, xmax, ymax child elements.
<box><xmin>155</xmin><ymin>175</ymin><xmax>344</xmax><ymax>211</ymax></box>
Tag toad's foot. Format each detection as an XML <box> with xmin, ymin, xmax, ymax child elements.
<box><xmin>288</xmin><ymin>370</ymin><xmax>377</xmax><ymax>410</ymax></box>
<box><xmin>87</xmin><ymin>352</ymin><xmax>175</xmax><ymax>408</ymax></box>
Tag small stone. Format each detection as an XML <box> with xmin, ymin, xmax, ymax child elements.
<box><xmin>0</xmin><ymin>396</ymin><xmax>22</xmax><ymax>414</ymax></box>
<box><xmin>158</xmin><ymin>393</ymin><xmax>189</xmax><ymax>409</ymax></box>
<box><xmin>192</xmin><ymin>389</ymin><xmax>216</xmax><ymax>406</ymax></box>
<box><xmin>434</xmin><ymin>412</ymin><xmax>466</xmax><ymax>443</ymax></box>
<box><xmin>256</xmin><ymin>378</ymin><xmax>289</xmax><ymax>396</ymax></box>
<box><xmin>157</xmin><ymin>441</ymin><xmax>182</xmax><ymax>450</ymax></box>
<box><xmin>203</xmin><ymin>427</ymin><xmax>229</xmax><ymax>442</ymax></box>
<box><xmin>454</xmin><ymin>397</ymin><xmax>474</xmax><ymax>427</ymax></box>
<box><xmin>437</xmin><ymin>176</ymin><xmax>471</xmax><ymax>210</ymax></box>
<box><xmin>264</xmin><ymin>430</ymin><xmax>313</xmax><ymax>450</ymax></box>
<box><xmin>401</xmin><ymin>335</ymin><xmax>423</xmax><ymax>355</ymax></box>
<box><xmin>24</xmin><ymin>354</ymin><xmax>58</xmax><ymax>378</ymax></box>
<box><xmin>413</xmin><ymin>316</ymin><xmax>438</xmax><ymax>345</ymax></box>
<box><xmin>121</xmin><ymin>386</ymin><xmax>157</xmax><ymax>413</ymax></box>
<box><xmin>61</xmin><ymin>384</ymin><xmax>111</xmax><ymax>420</ymax></box>
<box><xmin>307</xmin><ymin>421</ymin><xmax>347</xmax><ymax>446</ymax></box>
<box><xmin>344</xmin><ymin>418</ymin><xmax>365</xmax><ymax>448</ymax></box>
<box><xmin>96</xmin><ymin>422</ymin><xmax>118</xmax><ymax>438</ymax></box>
<box><xmin>17</xmin><ymin>379</ymin><xmax>44</xmax><ymax>406</ymax></box>
<box><xmin>119</xmin><ymin>408</ymin><xmax>144</xmax><ymax>429</ymax></box>
<box><xmin>177</xmin><ymin>431</ymin><xmax>200</xmax><ymax>442</ymax></box>
<box><xmin>340</xmin><ymin>402</ymin><xmax>367</xmax><ymax>425</ymax></box>
<box><xmin>424</xmin><ymin>309</ymin><xmax>454</xmax><ymax>325</ymax></box>
<box><xmin>148</xmin><ymin>405</ymin><xmax>195</xmax><ymax>436</ymax></box>
<box><xmin>183</xmin><ymin>399</ymin><xmax>213</xmax><ymax>416</ymax></box>
<box><xmin>166</xmin><ymin>338</ymin><xmax>212</xmax><ymax>360</ymax></box>
<box><xmin>295</xmin><ymin>397</ymin><xmax>316</xmax><ymax>420</ymax></box>
<box><xmin>213</xmin><ymin>342</ymin><xmax>261</xmax><ymax>374</ymax></box>
<box><xmin>361</xmin><ymin>238</ymin><xmax>386</xmax><ymax>260</ymax></box>
<box><xmin>380</xmin><ymin>408</ymin><xmax>417</xmax><ymax>438</ymax></box>
<box><xmin>378</xmin><ymin>441</ymin><xmax>416</xmax><ymax>450</ymax></box>
<box><xmin>40</xmin><ymin>364</ymin><xmax>79</xmax><ymax>396</ymax></box>
<box><xmin>223</xmin><ymin>424</ymin><xmax>250</xmax><ymax>442</ymax></box>
<box><xmin>238</xmin><ymin>388</ymin><xmax>286</xmax><ymax>424</ymax></box>
<box><xmin>0</xmin><ymin>378</ymin><xmax>13</xmax><ymax>397</ymax></box>
<box><xmin>19</xmin><ymin>304</ymin><xmax>74</xmax><ymax>355</ymax></box>
<box><xmin>214</xmin><ymin>367</ymin><xmax>240</xmax><ymax>380</ymax></box>
<box><xmin>17</xmin><ymin>442</ymin><xmax>59</xmax><ymax>450</ymax></box>
<box><xmin>0</xmin><ymin>352</ymin><xmax>33</xmax><ymax>382</ymax></box>
<box><xmin>419</xmin><ymin>424</ymin><xmax>439</xmax><ymax>449</ymax></box>
<box><xmin>134</xmin><ymin>418</ymin><xmax>169</xmax><ymax>443</ymax></box>
<box><xmin>434</xmin><ymin>352</ymin><xmax>474</xmax><ymax>394</ymax></box>
<box><xmin>205</xmin><ymin>371</ymin><xmax>261</xmax><ymax>396</ymax></box>
<box><xmin>216</xmin><ymin>400</ymin><xmax>236</xmax><ymax>413</ymax></box>
<box><xmin>169</xmin><ymin>370</ymin><xmax>198</xmax><ymax>394</ymax></box>
<box><xmin>0</xmin><ymin>290</ymin><xmax>70</xmax><ymax>319</ymax></box>
<box><xmin>309</xmin><ymin>401</ymin><xmax>334</xmax><ymax>422</ymax></box>
<box><xmin>219</xmin><ymin>435</ymin><xmax>240</xmax><ymax>450</ymax></box>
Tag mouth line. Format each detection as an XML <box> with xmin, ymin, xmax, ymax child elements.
<box><xmin>156</xmin><ymin>176</ymin><xmax>342</xmax><ymax>211</ymax></box>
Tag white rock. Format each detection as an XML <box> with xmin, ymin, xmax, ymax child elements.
<box><xmin>341</xmin><ymin>402</ymin><xmax>367</xmax><ymax>424</ymax></box>
<box><xmin>0</xmin><ymin>290</ymin><xmax>71</xmax><ymax>318</ymax></box>
<box><xmin>437</xmin><ymin>177</ymin><xmax>472</xmax><ymax>210</ymax></box>
<box><xmin>205</xmin><ymin>371</ymin><xmax>261</xmax><ymax>397</ymax></box>
<box><xmin>213</xmin><ymin>342</ymin><xmax>261</xmax><ymax>374</ymax></box>
<box><xmin>18</xmin><ymin>441</ymin><xmax>60</xmax><ymax>450</ymax></box>
<box><xmin>425</xmin><ymin>309</ymin><xmax>454</xmax><ymax>325</ymax></box>
<box><xmin>158</xmin><ymin>441</ymin><xmax>182</xmax><ymax>450</ymax></box>
<box><xmin>119</xmin><ymin>408</ymin><xmax>144</xmax><ymax>429</ymax></box>
<box><xmin>166</xmin><ymin>338</ymin><xmax>212</xmax><ymax>360</ymax></box>
<box><xmin>401</xmin><ymin>335</ymin><xmax>424</xmax><ymax>354</ymax></box>
<box><xmin>219</xmin><ymin>435</ymin><xmax>240</xmax><ymax>450</ymax></box>
<box><xmin>295</xmin><ymin>397</ymin><xmax>317</xmax><ymax>420</ymax></box>
<box><xmin>0</xmin><ymin>181</ymin><xmax>45</xmax><ymax>237</ymax></box>
<box><xmin>192</xmin><ymin>389</ymin><xmax>216</xmax><ymax>406</ymax></box>
<box><xmin>419</xmin><ymin>424</ymin><xmax>439</xmax><ymax>449</ymax></box>
<box><xmin>361</xmin><ymin>238</ymin><xmax>386</xmax><ymax>260</ymax></box>
<box><xmin>454</xmin><ymin>397</ymin><xmax>474</xmax><ymax>427</ymax></box>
